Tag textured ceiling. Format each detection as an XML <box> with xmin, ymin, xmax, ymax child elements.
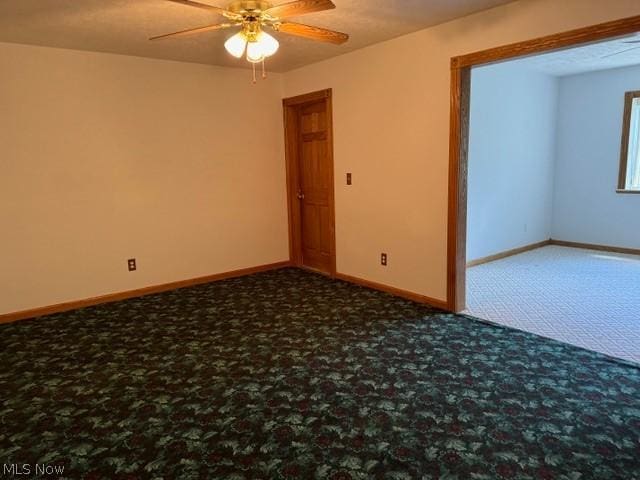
<box><xmin>506</xmin><ymin>34</ymin><xmax>640</xmax><ymax>77</ymax></box>
<box><xmin>0</xmin><ymin>0</ymin><xmax>516</xmax><ymax>72</ymax></box>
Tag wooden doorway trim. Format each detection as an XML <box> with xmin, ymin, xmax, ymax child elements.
<box><xmin>448</xmin><ymin>14</ymin><xmax>640</xmax><ymax>312</ymax></box>
<box><xmin>283</xmin><ymin>88</ymin><xmax>337</xmax><ymax>276</ymax></box>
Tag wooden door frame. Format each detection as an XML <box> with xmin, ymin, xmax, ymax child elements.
<box><xmin>283</xmin><ymin>88</ymin><xmax>337</xmax><ymax>277</ymax></box>
<box><xmin>448</xmin><ymin>14</ymin><xmax>640</xmax><ymax>312</ymax></box>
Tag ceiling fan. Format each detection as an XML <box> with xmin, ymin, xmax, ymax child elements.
<box><xmin>601</xmin><ymin>36</ymin><xmax>640</xmax><ymax>59</ymax></box>
<box><xmin>150</xmin><ymin>0</ymin><xmax>349</xmax><ymax>82</ymax></box>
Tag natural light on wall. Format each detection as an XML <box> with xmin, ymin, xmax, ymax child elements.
<box><xmin>624</xmin><ymin>97</ymin><xmax>640</xmax><ymax>190</ymax></box>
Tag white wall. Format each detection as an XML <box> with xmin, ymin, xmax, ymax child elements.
<box><xmin>284</xmin><ymin>0</ymin><xmax>640</xmax><ymax>302</ymax></box>
<box><xmin>467</xmin><ymin>64</ymin><xmax>558</xmax><ymax>261</ymax></box>
<box><xmin>552</xmin><ymin>64</ymin><xmax>640</xmax><ymax>248</ymax></box>
<box><xmin>0</xmin><ymin>42</ymin><xmax>289</xmax><ymax>315</ymax></box>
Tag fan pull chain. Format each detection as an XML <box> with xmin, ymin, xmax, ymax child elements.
<box><xmin>252</xmin><ymin>62</ymin><xmax>257</xmax><ymax>84</ymax></box>
<box><xmin>262</xmin><ymin>59</ymin><xmax>267</xmax><ymax>80</ymax></box>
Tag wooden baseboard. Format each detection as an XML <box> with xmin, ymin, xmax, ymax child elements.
<box><xmin>0</xmin><ymin>261</ymin><xmax>292</xmax><ymax>325</ymax></box>
<box><xmin>549</xmin><ymin>239</ymin><xmax>640</xmax><ymax>256</ymax></box>
<box><xmin>467</xmin><ymin>240</ymin><xmax>552</xmax><ymax>267</ymax></box>
<box><xmin>334</xmin><ymin>272</ymin><xmax>449</xmax><ymax>311</ymax></box>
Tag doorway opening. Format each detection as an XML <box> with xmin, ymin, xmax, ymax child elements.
<box><xmin>449</xmin><ymin>16</ymin><xmax>640</xmax><ymax>363</ymax></box>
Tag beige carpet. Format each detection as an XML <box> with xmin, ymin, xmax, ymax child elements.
<box><xmin>466</xmin><ymin>245</ymin><xmax>640</xmax><ymax>364</ymax></box>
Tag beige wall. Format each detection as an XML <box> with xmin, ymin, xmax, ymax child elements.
<box><xmin>0</xmin><ymin>42</ymin><xmax>289</xmax><ymax>314</ymax></box>
<box><xmin>284</xmin><ymin>0</ymin><xmax>640</xmax><ymax>303</ymax></box>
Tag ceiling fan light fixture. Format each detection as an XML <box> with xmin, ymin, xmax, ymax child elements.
<box><xmin>224</xmin><ymin>31</ymin><xmax>248</xmax><ymax>58</ymax></box>
<box><xmin>246</xmin><ymin>31</ymin><xmax>279</xmax><ymax>63</ymax></box>
<box><xmin>256</xmin><ymin>31</ymin><xmax>279</xmax><ymax>57</ymax></box>
<box><xmin>153</xmin><ymin>0</ymin><xmax>348</xmax><ymax>83</ymax></box>
<box><xmin>246</xmin><ymin>39</ymin><xmax>266</xmax><ymax>63</ymax></box>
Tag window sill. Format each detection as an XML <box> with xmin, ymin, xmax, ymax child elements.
<box><xmin>616</xmin><ymin>189</ymin><xmax>640</xmax><ymax>194</ymax></box>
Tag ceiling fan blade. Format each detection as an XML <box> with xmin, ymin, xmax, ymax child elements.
<box><xmin>277</xmin><ymin>22</ymin><xmax>348</xmax><ymax>44</ymax></box>
<box><xmin>601</xmin><ymin>45</ymin><xmax>640</xmax><ymax>59</ymax></box>
<box><xmin>150</xmin><ymin>22</ymin><xmax>234</xmax><ymax>40</ymax></box>
<box><xmin>164</xmin><ymin>0</ymin><xmax>235</xmax><ymax>16</ymax></box>
<box><xmin>265</xmin><ymin>0</ymin><xmax>335</xmax><ymax>19</ymax></box>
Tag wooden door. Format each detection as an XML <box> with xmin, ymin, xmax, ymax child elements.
<box><xmin>283</xmin><ymin>89</ymin><xmax>336</xmax><ymax>276</ymax></box>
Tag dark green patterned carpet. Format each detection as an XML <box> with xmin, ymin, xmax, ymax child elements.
<box><xmin>1</xmin><ymin>268</ymin><xmax>639</xmax><ymax>479</ymax></box>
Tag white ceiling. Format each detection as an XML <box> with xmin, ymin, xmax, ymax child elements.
<box><xmin>505</xmin><ymin>34</ymin><xmax>640</xmax><ymax>77</ymax></box>
<box><xmin>0</xmin><ymin>0</ymin><xmax>516</xmax><ymax>72</ymax></box>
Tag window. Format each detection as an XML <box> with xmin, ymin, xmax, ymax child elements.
<box><xmin>618</xmin><ymin>90</ymin><xmax>640</xmax><ymax>193</ymax></box>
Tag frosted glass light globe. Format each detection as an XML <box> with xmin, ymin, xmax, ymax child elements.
<box><xmin>224</xmin><ymin>32</ymin><xmax>248</xmax><ymax>58</ymax></box>
<box><xmin>257</xmin><ymin>31</ymin><xmax>279</xmax><ymax>57</ymax></box>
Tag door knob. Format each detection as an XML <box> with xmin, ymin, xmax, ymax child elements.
<box><xmin>297</xmin><ymin>191</ymin><xmax>305</xmax><ymax>200</ymax></box>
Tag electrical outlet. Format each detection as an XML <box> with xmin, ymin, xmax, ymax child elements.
<box><xmin>127</xmin><ymin>258</ymin><xmax>137</xmax><ymax>272</ymax></box>
<box><xmin>381</xmin><ymin>253</ymin><xmax>388</xmax><ymax>266</ymax></box>
<box><xmin>346</xmin><ymin>173</ymin><xmax>352</xmax><ymax>185</ymax></box>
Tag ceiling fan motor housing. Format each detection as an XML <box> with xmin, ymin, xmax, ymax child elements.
<box><xmin>227</xmin><ymin>0</ymin><xmax>273</xmax><ymax>16</ymax></box>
